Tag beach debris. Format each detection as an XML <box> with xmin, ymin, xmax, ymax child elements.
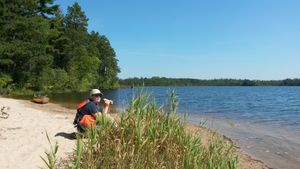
<box><xmin>265</xmin><ymin>150</ymin><xmax>270</xmax><ymax>153</ymax></box>
<box><xmin>7</xmin><ymin>127</ymin><xmax>22</xmax><ymax>130</ymax></box>
<box><xmin>0</xmin><ymin>106</ymin><xmax>10</xmax><ymax>119</ymax></box>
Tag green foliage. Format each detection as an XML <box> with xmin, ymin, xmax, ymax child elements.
<box><xmin>36</xmin><ymin>68</ymin><xmax>69</xmax><ymax>92</ymax></box>
<box><xmin>120</xmin><ymin>77</ymin><xmax>300</xmax><ymax>86</ymax></box>
<box><xmin>37</xmin><ymin>0</ymin><xmax>59</xmax><ymax>18</ymax></box>
<box><xmin>64</xmin><ymin>2</ymin><xmax>88</xmax><ymax>31</ymax></box>
<box><xmin>60</xmin><ymin>92</ymin><xmax>238</xmax><ymax>168</ymax></box>
<box><xmin>67</xmin><ymin>46</ymin><xmax>100</xmax><ymax>90</ymax></box>
<box><xmin>282</xmin><ymin>78</ymin><xmax>300</xmax><ymax>86</ymax></box>
<box><xmin>0</xmin><ymin>0</ymin><xmax>120</xmax><ymax>94</ymax></box>
<box><xmin>0</xmin><ymin>73</ymin><xmax>12</xmax><ymax>88</ymax></box>
<box><xmin>0</xmin><ymin>0</ymin><xmax>53</xmax><ymax>88</ymax></box>
<box><xmin>89</xmin><ymin>31</ymin><xmax>121</xmax><ymax>89</ymax></box>
<box><xmin>241</xmin><ymin>79</ymin><xmax>256</xmax><ymax>86</ymax></box>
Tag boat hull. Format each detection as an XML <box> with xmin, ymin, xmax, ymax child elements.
<box><xmin>32</xmin><ymin>97</ymin><xmax>49</xmax><ymax>104</ymax></box>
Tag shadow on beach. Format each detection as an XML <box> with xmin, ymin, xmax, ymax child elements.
<box><xmin>55</xmin><ymin>132</ymin><xmax>76</xmax><ymax>140</ymax></box>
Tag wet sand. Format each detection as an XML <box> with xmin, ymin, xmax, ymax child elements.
<box><xmin>0</xmin><ymin>97</ymin><xmax>269</xmax><ymax>169</ymax></box>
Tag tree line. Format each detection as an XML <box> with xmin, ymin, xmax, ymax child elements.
<box><xmin>120</xmin><ymin>77</ymin><xmax>300</xmax><ymax>86</ymax></box>
<box><xmin>0</xmin><ymin>0</ymin><xmax>120</xmax><ymax>93</ymax></box>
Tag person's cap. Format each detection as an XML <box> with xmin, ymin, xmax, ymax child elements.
<box><xmin>90</xmin><ymin>89</ymin><xmax>103</xmax><ymax>96</ymax></box>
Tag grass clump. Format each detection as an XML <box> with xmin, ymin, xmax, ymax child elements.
<box><xmin>41</xmin><ymin>131</ymin><xmax>59</xmax><ymax>169</ymax></box>
<box><xmin>65</xmin><ymin>91</ymin><xmax>239</xmax><ymax>169</ymax></box>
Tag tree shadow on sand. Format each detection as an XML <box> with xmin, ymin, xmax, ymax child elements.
<box><xmin>55</xmin><ymin>132</ymin><xmax>77</xmax><ymax>140</ymax></box>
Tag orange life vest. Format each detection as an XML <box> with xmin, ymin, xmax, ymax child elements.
<box><xmin>77</xmin><ymin>100</ymin><xmax>89</xmax><ymax>110</ymax></box>
<box><xmin>80</xmin><ymin>114</ymin><xmax>96</xmax><ymax>127</ymax></box>
<box><xmin>75</xmin><ymin>100</ymin><xmax>96</xmax><ymax>127</ymax></box>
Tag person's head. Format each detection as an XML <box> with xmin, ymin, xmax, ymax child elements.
<box><xmin>90</xmin><ymin>89</ymin><xmax>103</xmax><ymax>103</ymax></box>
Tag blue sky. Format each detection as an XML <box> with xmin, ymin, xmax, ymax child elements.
<box><xmin>57</xmin><ymin>0</ymin><xmax>300</xmax><ymax>80</ymax></box>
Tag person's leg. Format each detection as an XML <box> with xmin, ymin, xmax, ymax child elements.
<box><xmin>77</xmin><ymin>123</ymin><xmax>86</xmax><ymax>133</ymax></box>
<box><xmin>104</xmin><ymin>113</ymin><xmax>118</xmax><ymax>127</ymax></box>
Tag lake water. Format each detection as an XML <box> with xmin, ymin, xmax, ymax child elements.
<box><xmin>12</xmin><ymin>86</ymin><xmax>300</xmax><ymax>168</ymax></box>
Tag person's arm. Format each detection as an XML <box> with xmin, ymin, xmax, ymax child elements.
<box><xmin>102</xmin><ymin>98</ymin><xmax>113</xmax><ymax>114</ymax></box>
<box><xmin>93</xmin><ymin>99</ymin><xmax>113</xmax><ymax>116</ymax></box>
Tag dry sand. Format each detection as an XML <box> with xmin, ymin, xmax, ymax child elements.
<box><xmin>0</xmin><ymin>97</ymin><xmax>270</xmax><ymax>169</ymax></box>
<box><xmin>0</xmin><ymin>97</ymin><xmax>75</xmax><ymax>169</ymax></box>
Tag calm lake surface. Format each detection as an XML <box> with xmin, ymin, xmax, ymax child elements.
<box><xmin>12</xmin><ymin>86</ymin><xmax>300</xmax><ymax>168</ymax></box>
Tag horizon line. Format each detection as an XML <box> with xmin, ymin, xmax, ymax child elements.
<box><xmin>118</xmin><ymin>76</ymin><xmax>300</xmax><ymax>81</ymax></box>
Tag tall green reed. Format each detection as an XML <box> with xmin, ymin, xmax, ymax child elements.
<box><xmin>41</xmin><ymin>131</ymin><xmax>59</xmax><ymax>169</ymax></box>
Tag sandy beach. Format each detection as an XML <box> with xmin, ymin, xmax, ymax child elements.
<box><xmin>0</xmin><ymin>97</ymin><xmax>76</xmax><ymax>169</ymax></box>
<box><xmin>0</xmin><ymin>97</ymin><xmax>270</xmax><ymax>169</ymax></box>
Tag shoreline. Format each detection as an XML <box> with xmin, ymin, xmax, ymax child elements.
<box><xmin>0</xmin><ymin>96</ymin><xmax>269</xmax><ymax>169</ymax></box>
<box><xmin>185</xmin><ymin>123</ymin><xmax>270</xmax><ymax>169</ymax></box>
<box><xmin>188</xmin><ymin>113</ymin><xmax>300</xmax><ymax>169</ymax></box>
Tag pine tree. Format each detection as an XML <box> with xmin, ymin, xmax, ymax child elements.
<box><xmin>37</xmin><ymin>0</ymin><xmax>59</xmax><ymax>18</ymax></box>
<box><xmin>63</xmin><ymin>2</ymin><xmax>99</xmax><ymax>90</ymax></box>
<box><xmin>89</xmin><ymin>31</ymin><xmax>120</xmax><ymax>89</ymax></box>
<box><xmin>0</xmin><ymin>1</ymin><xmax>121</xmax><ymax>92</ymax></box>
<box><xmin>0</xmin><ymin>0</ymin><xmax>53</xmax><ymax>89</ymax></box>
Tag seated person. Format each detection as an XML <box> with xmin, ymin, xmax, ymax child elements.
<box><xmin>74</xmin><ymin>89</ymin><xmax>115</xmax><ymax>132</ymax></box>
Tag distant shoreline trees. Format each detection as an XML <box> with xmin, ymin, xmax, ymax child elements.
<box><xmin>0</xmin><ymin>0</ymin><xmax>120</xmax><ymax>93</ymax></box>
<box><xmin>119</xmin><ymin>77</ymin><xmax>300</xmax><ymax>87</ymax></box>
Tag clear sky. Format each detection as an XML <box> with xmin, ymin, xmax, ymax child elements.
<box><xmin>57</xmin><ymin>0</ymin><xmax>300</xmax><ymax>80</ymax></box>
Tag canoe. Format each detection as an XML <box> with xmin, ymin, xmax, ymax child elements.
<box><xmin>32</xmin><ymin>96</ymin><xmax>49</xmax><ymax>104</ymax></box>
